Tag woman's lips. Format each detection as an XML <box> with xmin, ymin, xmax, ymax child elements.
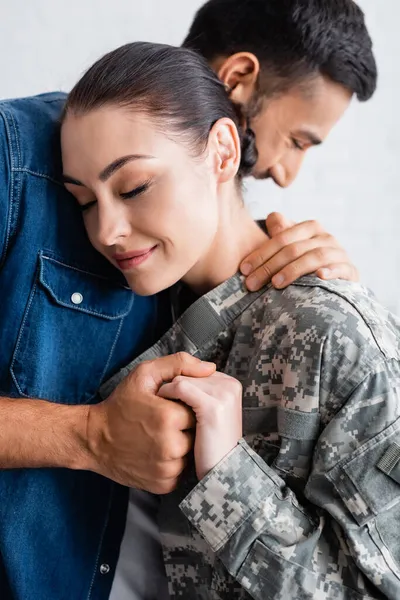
<box><xmin>114</xmin><ymin>246</ymin><xmax>157</xmax><ymax>271</ymax></box>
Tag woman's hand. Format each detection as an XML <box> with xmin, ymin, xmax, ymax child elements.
<box><xmin>241</xmin><ymin>212</ymin><xmax>359</xmax><ymax>291</ymax></box>
<box><xmin>159</xmin><ymin>372</ymin><xmax>242</xmax><ymax>481</ymax></box>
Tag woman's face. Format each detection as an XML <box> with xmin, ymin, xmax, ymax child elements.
<box><xmin>61</xmin><ymin>106</ymin><xmax>226</xmax><ymax>295</ymax></box>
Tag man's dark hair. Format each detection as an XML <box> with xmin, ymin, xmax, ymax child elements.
<box><xmin>183</xmin><ymin>0</ymin><xmax>377</xmax><ymax>102</ymax></box>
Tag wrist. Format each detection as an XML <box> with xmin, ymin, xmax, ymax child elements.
<box><xmin>81</xmin><ymin>402</ymin><xmax>110</xmax><ymax>475</ymax></box>
<box><xmin>50</xmin><ymin>403</ymin><xmax>96</xmax><ymax>472</ymax></box>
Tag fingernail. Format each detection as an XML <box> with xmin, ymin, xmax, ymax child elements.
<box><xmin>240</xmin><ymin>262</ymin><xmax>252</xmax><ymax>276</ymax></box>
<box><xmin>246</xmin><ymin>276</ymin><xmax>259</xmax><ymax>291</ymax></box>
<box><xmin>272</xmin><ymin>274</ymin><xmax>285</xmax><ymax>288</ymax></box>
<box><xmin>319</xmin><ymin>268</ymin><xmax>331</xmax><ymax>279</ymax></box>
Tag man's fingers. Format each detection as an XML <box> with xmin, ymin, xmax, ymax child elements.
<box><xmin>137</xmin><ymin>352</ymin><xmax>216</xmax><ymax>391</ymax></box>
<box><xmin>316</xmin><ymin>264</ymin><xmax>360</xmax><ymax>283</ymax></box>
<box><xmin>154</xmin><ymin>391</ymin><xmax>197</xmax><ymax>431</ymax></box>
<box><xmin>270</xmin><ymin>247</ymin><xmax>350</xmax><ymax>289</ymax></box>
<box><xmin>265</xmin><ymin>212</ymin><xmax>295</xmax><ymax>237</ymax></box>
<box><xmin>244</xmin><ymin>237</ymin><xmax>337</xmax><ymax>290</ymax></box>
<box><xmin>241</xmin><ymin>220</ymin><xmax>325</xmax><ymax>276</ymax></box>
<box><xmin>170</xmin><ymin>430</ymin><xmax>195</xmax><ymax>460</ymax></box>
<box><xmin>144</xmin><ymin>456</ymin><xmax>189</xmax><ymax>494</ymax></box>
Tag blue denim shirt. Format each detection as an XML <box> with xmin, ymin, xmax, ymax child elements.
<box><xmin>0</xmin><ymin>93</ymin><xmax>161</xmax><ymax>599</ymax></box>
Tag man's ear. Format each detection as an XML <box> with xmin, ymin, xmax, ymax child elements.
<box><xmin>217</xmin><ymin>53</ymin><xmax>260</xmax><ymax>109</ymax></box>
<box><xmin>208</xmin><ymin>118</ymin><xmax>241</xmax><ymax>184</ymax></box>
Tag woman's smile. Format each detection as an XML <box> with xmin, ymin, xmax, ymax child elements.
<box><xmin>113</xmin><ymin>246</ymin><xmax>158</xmax><ymax>271</ymax></box>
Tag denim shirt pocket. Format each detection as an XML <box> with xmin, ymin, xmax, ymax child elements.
<box><xmin>328</xmin><ymin>418</ymin><xmax>400</xmax><ymax>580</ymax></box>
<box><xmin>11</xmin><ymin>252</ymin><xmax>134</xmax><ymax>403</ymax></box>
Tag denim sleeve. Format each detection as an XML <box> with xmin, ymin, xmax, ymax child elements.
<box><xmin>0</xmin><ymin>111</ymin><xmax>11</xmax><ymax>265</ymax></box>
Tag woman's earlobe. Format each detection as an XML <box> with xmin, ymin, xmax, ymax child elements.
<box><xmin>218</xmin><ymin>132</ymin><xmax>241</xmax><ymax>183</ymax></box>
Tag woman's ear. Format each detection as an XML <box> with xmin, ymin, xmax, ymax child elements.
<box><xmin>217</xmin><ymin>53</ymin><xmax>260</xmax><ymax>108</ymax></box>
<box><xmin>208</xmin><ymin>118</ymin><xmax>241</xmax><ymax>184</ymax></box>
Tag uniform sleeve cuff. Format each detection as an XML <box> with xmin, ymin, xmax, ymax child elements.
<box><xmin>179</xmin><ymin>439</ymin><xmax>275</xmax><ymax>552</ymax></box>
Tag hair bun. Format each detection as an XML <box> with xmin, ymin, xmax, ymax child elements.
<box><xmin>239</xmin><ymin>127</ymin><xmax>258</xmax><ymax>177</ymax></box>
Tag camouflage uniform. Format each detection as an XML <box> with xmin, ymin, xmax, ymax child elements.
<box><xmin>101</xmin><ymin>274</ymin><xmax>400</xmax><ymax>600</ymax></box>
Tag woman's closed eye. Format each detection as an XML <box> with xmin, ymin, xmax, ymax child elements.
<box><xmin>63</xmin><ymin>187</ymin><xmax>97</xmax><ymax>213</ymax></box>
<box><xmin>76</xmin><ymin>179</ymin><xmax>153</xmax><ymax>213</ymax></box>
<box><xmin>78</xmin><ymin>200</ymin><xmax>96</xmax><ymax>212</ymax></box>
<box><xmin>120</xmin><ymin>179</ymin><xmax>152</xmax><ymax>200</ymax></box>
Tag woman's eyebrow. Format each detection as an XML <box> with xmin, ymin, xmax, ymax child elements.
<box><xmin>62</xmin><ymin>154</ymin><xmax>155</xmax><ymax>186</ymax></box>
<box><xmin>98</xmin><ymin>154</ymin><xmax>155</xmax><ymax>182</ymax></box>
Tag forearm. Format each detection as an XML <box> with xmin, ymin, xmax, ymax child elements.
<box><xmin>0</xmin><ymin>396</ymin><xmax>94</xmax><ymax>471</ymax></box>
<box><xmin>180</xmin><ymin>439</ymin><xmax>324</xmax><ymax>600</ymax></box>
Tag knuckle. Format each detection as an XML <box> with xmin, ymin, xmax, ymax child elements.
<box><xmin>320</xmin><ymin>233</ymin><xmax>335</xmax><ymax>245</ymax></box>
<box><xmin>154</xmin><ymin>438</ymin><xmax>174</xmax><ymax>462</ymax></box>
<box><xmin>276</xmin><ymin>231</ymin><xmax>291</xmax><ymax>247</ymax></box>
<box><xmin>220</xmin><ymin>378</ymin><xmax>242</xmax><ymax>405</ymax></box>
<box><xmin>175</xmin><ymin>351</ymin><xmax>190</xmax><ymax>364</ymax></box>
<box><xmin>149</xmin><ymin>441</ymin><xmax>165</xmax><ymax>462</ymax></box>
<box><xmin>314</xmin><ymin>247</ymin><xmax>329</xmax><ymax>262</ymax></box>
<box><xmin>135</xmin><ymin>360</ymin><xmax>152</xmax><ymax>378</ymax></box>
<box><xmin>260</xmin><ymin>263</ymin><xmax>273</xmax><ymax>279</ymax></box>
<box><xmin>173</xmin><ymin>380</ymin><xmax>190</xmax><ymax>397</ymax></box>
<box><xmin>133</xmin><ymin>371</ymin><xmax>152</xmax><ymax>391</ymax></box>
<box><xmin>231</xmin><ymin>378</ymin><xmax>243</xmax><ymax>396</ymax></box>
<box><xmin>254</xmin><ymin>251</ymin><xmax>266</xmax><ymax>266</ymax></box>
<box><xmin>158</xmin><ymin>405</ymin><xmax>176</xmax><ymax>430</ymax></box>
<box><xmin>285</xmin><ymin>244</ymin><xmax>302</xmax><ymax>261</ymax></box>
<box><xmin>308</xmin><ymin>219</ymin><xmax>322</xmax><ymax>232</ymax></box>
<box><xmin>225</xmin><ymin>375</ymin><xmax>242</xmax><ymax>392</ymax></box>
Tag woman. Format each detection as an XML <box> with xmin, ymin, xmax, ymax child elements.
<box><xmin>61</xmin><ymin>43</ymin><xmax>400</xmax><ymax>600</ymax></box>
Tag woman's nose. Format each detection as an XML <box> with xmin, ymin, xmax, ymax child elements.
<box><xmin>96</xmin><ymin>202</ymin><xmax>131</xmax><ymax>247</ymax></box>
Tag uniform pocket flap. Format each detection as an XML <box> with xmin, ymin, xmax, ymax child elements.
<box><xmin>328</xmin><ymin>419</ymin><xmax>400</xmax><ymax>525</ymax></box>
<box><xmin>39</xmin><ymin>253</ymin><xmax>133</xmax><ymax>319</ymax></box>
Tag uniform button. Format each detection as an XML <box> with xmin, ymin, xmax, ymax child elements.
<box><xmin>100</xmin><ymin>563</ymin><xmax>110</xmax><ymax>575</ymax></box>
<box><xmin>71</xmin><ymin>292</ymin><xmax>83</xmax><ymax>305</ymax></box>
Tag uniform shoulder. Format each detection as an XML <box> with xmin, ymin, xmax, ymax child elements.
<box><xmin>287</xmin><ymin>277</ymin><xmax>400</xmax><ymax>361</ymax></box>
<box><xmin>245</xmin><ymin>276</ymin><xmax>400</xmax><ymax>365</ymax></box>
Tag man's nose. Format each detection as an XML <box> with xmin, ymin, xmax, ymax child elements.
<box><xmin>269</xmin><ymin>154</ymin><xmax>305</xmax><ymax>188</ymax></box>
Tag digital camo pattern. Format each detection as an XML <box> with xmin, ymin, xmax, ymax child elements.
<box><xmin>102</xmin><ymin>275</ymin><xmax>400</xmax><ymax>599</ymax></box>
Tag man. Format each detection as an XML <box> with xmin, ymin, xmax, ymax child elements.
<box><xmin>183</xmin><ymin>0</ymin><xmax>377</xmax><ymax>289</ymax></box>
<box><xmin>0</xmin><ymin>0</ymin><xmax>376</xmax><ymax>598</ymax></box>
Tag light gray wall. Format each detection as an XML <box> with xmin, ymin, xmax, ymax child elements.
<box><xmin>1</xmin><ymin>0</ymin><xmax>398</xmax><ymax>312</ymax></box>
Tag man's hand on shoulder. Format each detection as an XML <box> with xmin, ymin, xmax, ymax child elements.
<box><xmin>241</xmin><ymin>212</ymin><xmax>359</xmax><ymax>291</ymax></box>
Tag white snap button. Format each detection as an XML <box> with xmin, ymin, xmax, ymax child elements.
<box><xmin>71</xmin><ymin>293</ymin><xmax>83</xmax><ymax>305</ymax></box>
<box><xmin>100</xmin><ymin>563</ymin><xmax>110</xmax><ymax>575</ymax></box>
